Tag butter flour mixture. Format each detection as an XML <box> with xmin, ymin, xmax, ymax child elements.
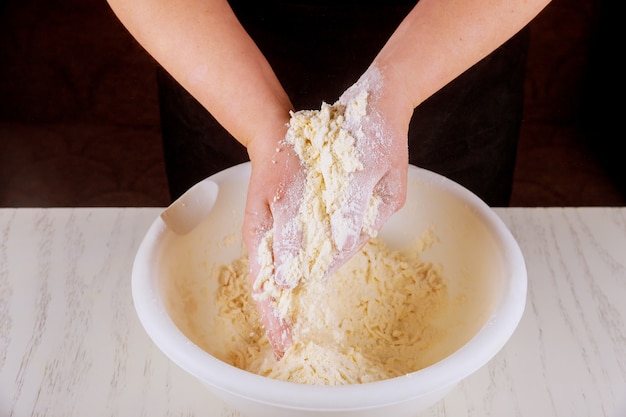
<box><xmin>253</xmin><ymin>68</ymin><xmax>384</xmax><ymax>323</ymax></box>
<box><xmin>208</xmin><ymin>235</ymin><xmax>447</xmax><ymax>385</ymax></box>
<box><xmin>201</xmin><ymin>68</ymin><xmax>447</xmax><ymax>385</ymax></box>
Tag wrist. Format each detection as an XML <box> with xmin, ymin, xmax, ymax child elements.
<box><xmin>367</xmin><ymin>61</ymin><xmax>415</xmax><ymax>132</ymax></box>
<box><xmin>245</xmin><ymin>110</ymin><xmax>292</xmax><ymax>167</ymax></box>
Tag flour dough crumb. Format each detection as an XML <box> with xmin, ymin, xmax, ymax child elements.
<box><xmin>205</xmin><ymin>234</ymin><xmax>447</xmax><ymax>385</ymax></box>
<box><xmin>200</xmin><ymin>68</ymin><xmax>449</xmax><ymax>385</ymax></box>
<box><xmin>253</xmin><ymin>80</ymin><xmax>382</xmax><ymax>322</ymax></box>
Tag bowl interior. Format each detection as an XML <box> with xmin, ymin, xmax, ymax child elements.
<box><xmin>133</xmin><ymin>162</ymin><xmax>525</xmax><ymax>411</ymax></box>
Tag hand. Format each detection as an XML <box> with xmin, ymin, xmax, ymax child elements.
<box><xmin>242</xmin><ymin>123</ymin><xmax>305</xmax><ymax>358</ymax></box>
<box><xmin>324</xmin><ymin>64</ymin><xmax>411</xmax><ymax>274</ymax></box>
<box><xmin>242</xmin><ymin>65</ymin><xmax>413</xmax><ymax>358</ymax></box>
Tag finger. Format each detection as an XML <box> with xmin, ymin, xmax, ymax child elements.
<box><xmin>327</xmin><ymin>168</ymin><xmax>406</xmax><ymax>277</ymax></box>
<box><xmin>243</xmin><ymin>179</ymin><xmax>293</xmax><ymax>356</ymax></box>
<box><xmin>368</xmin><ymin>167</ymin><xmax>407</xmax><ymax>232</ymax></box>
<box><xmin>271</xmin><ymin>169</ymin><xmax>306</xmax><ymax>289</ymax></box>
<box><xmin>330</xmin><ymin>171</ymin><xmax>376</xmax><ymax>252</ymax></box>
<box><xmin>245</xmin><ymin>227</ymin><xmax>294</xmax><ymax>357</ymax></box>
<box><xmin>253</xmin><ymin>295</ymin><xmax>292</xmax><ymax>359</ymax></box>
<box><xmin>325</xmin><ymin>232</ymin><xmax>370</xmax><ymax>277</ymax></box>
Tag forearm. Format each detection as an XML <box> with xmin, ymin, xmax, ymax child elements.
<box><xmin>106</xmin><ymin>0</ymin><xmax>292</xmax><ymax>151</ymax></box>
<box><xmin>373</xmin><ymin>0</ymin><xmax>551</xmax><ymax>121</ymax></box>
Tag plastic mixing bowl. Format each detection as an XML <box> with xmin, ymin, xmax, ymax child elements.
<box><xmin>132</xmin><ymin>162</ymin><xmax>526</xmax><ymax>417</ymax></box>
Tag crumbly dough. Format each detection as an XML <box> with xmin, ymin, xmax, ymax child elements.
<box><xmin>253</xmin><ymin>85</ymin><xmax>381</xmax><ymax>322</ymax></box>
<box><xmin>208</xmin><ymin>235</ymin><xmax>447</xmax><ymax>385</ymax></box>
<box><xmin>195</xmin><ymin>71</ymin><xmax>447</xmax><ymax>385</ymax></box>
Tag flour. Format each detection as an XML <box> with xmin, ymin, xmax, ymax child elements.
<box><xmin>253</xmin><ymin>68</ymin><xmax>385</xmax><ymax>322</ymax></box>
<box><xmin>191</xmin><ymin>66</ymin><xmax>450</xmax><ymax>385</ymax></box>
<box><xmin>203</xmin><ymin>235</ymin><xmax>448</xmax><ymax>385</ymax></box>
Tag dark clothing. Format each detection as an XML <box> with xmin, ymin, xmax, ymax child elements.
<box><xmin>158</xmin><ymin>1</ymin><xmax>529</xmax><ymax>206</ymax></box>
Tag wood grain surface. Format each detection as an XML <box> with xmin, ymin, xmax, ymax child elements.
<box><xmin>1</xmin><ymin>208</ymin><xmax>624</xmax><ymax>416</ymax></box>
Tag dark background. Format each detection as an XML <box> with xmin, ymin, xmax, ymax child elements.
<box><xmin>0</xmin><ymin>0</ymin><xmax>623</xmax><ymax>207</ymax></box>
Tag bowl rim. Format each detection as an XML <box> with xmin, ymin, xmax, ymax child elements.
<box><xmin>131</xmin><ymin>162</ymin><xmax>527</xmax><ymax>411</ymax></box>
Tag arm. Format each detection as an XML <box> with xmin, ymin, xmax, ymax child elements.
<box><xmin>106</xmin><ymin>0</ymin><xmax>297</xmax><ymax>354</ymax></box>
<box><xmin>107</xmin><ymin>0</ymin><xmax>551</xmax><ymax>358</ymax></box>
<box><xmin>319</xmin><ymin>0</ymin><xmax>552</xmax><ymax>275</ymax></box>
<box><xmin>371</xmin><ymin>0</ymin><xmax>552</xmax><ymax>129</ymax></box>
<box><xmin>106</xmin><ymin>0</ymin><xmax>292</xmax><ymax>150</ymax></box>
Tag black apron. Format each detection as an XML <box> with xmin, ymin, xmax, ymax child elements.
<box><xmin>157</xmin><ymin>0</ymin><xmax>529</xmax><ymax>206</ymax></box>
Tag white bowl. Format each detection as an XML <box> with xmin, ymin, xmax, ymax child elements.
<box><xmin>132</xmin><ymin>162</ymin><xmax>526</xmax><ymax>417</ymax></box>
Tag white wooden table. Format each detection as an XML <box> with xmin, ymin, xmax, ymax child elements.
<box><xmin>1</xmin><ymin>207</ymin><xmax>625</xmax><ymax>416</ymax></box>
